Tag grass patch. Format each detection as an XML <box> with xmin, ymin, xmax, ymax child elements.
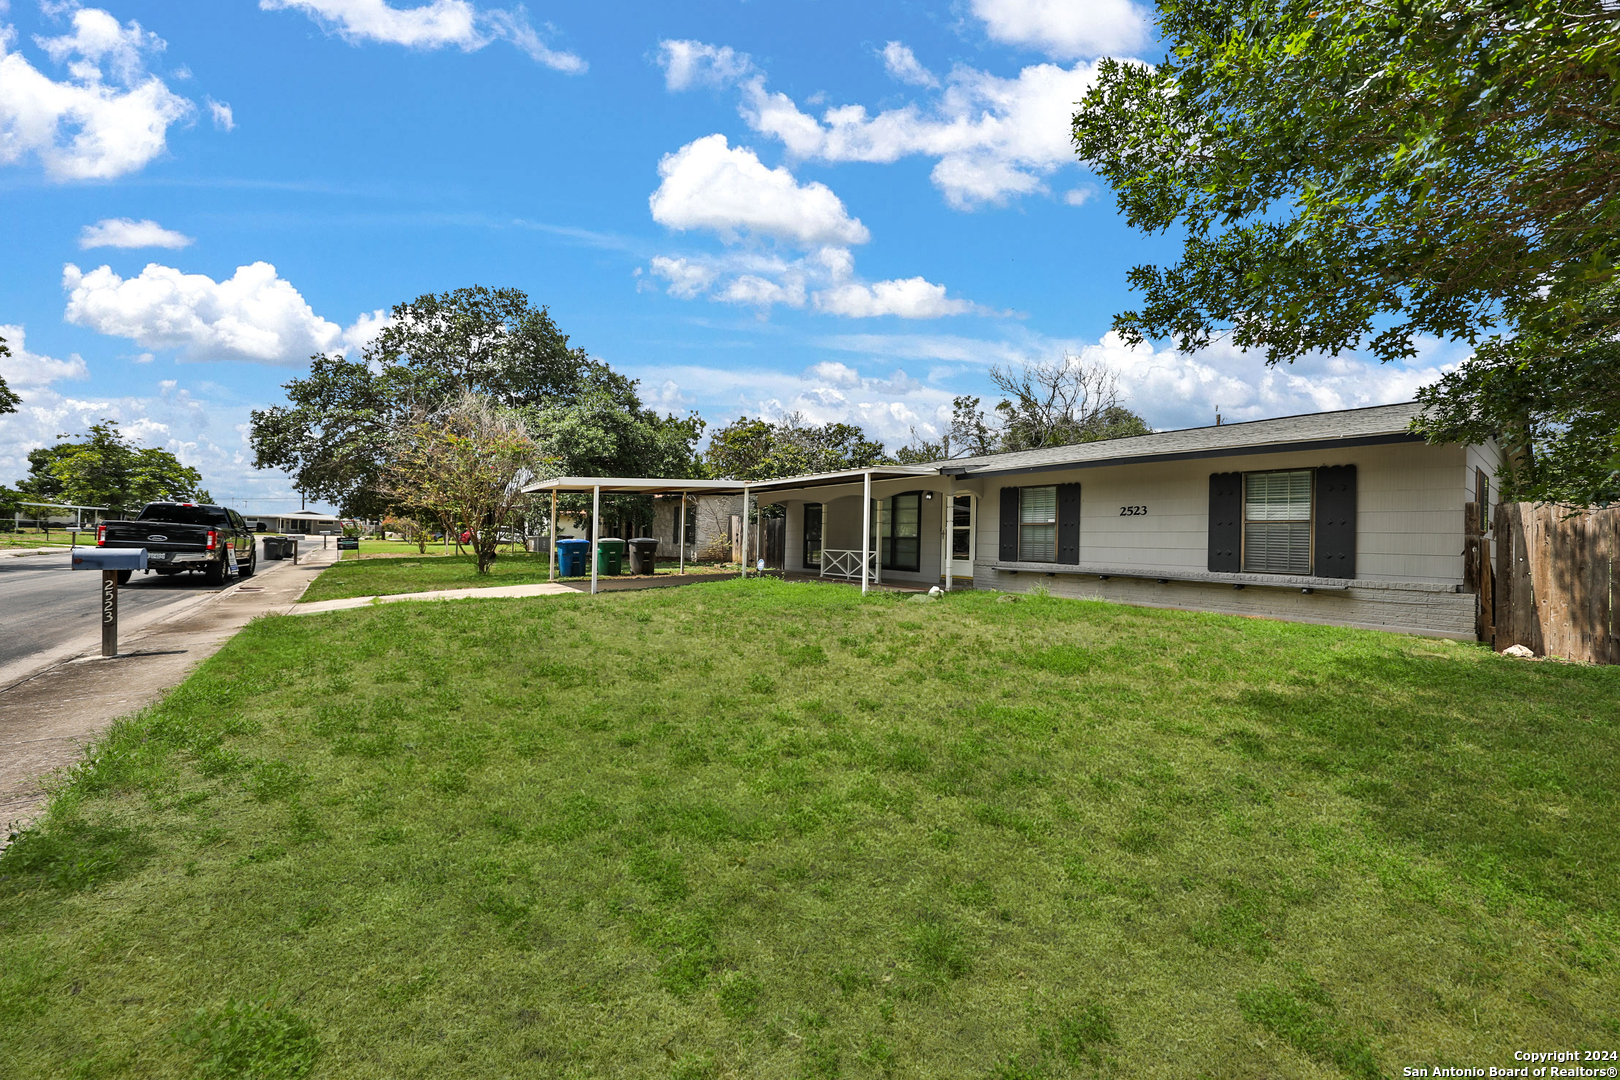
<box><xmin>303</xmin><ymin>551</ymin><xmax>736</xmax><ymax>602</ymax></box>
<box><xmin>1</xmin><ymin>579</ymin><xmax>1616</xmax><ymax>1076</ymax></box>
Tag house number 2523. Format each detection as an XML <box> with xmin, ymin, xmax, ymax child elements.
<box><xmin>1119</xmin><ymin>505</ymin><xmax>1147</xmax><ymax>516</ymax></box>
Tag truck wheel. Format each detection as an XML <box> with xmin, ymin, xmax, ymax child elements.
<box><xmin>116</xmin><ymin>569</ymin><xmax>132</xmax><ymax>585</ymax></box>
<box><xmin>204</xmin><ymin>558</ymin><xmax>226</xmax><ymax>586</ymax></box>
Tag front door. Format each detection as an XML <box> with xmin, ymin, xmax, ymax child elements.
<box><xmin>950</xmin><ymin>494</ymin><xmax>975</xmax><ymax>580</ymax></box>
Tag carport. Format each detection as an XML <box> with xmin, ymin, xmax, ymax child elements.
<box><xmin>522</xmin><ymin>467</ymin><xmax>939</xmax><ymax>595</ymax></box>
<box><xmin>520</xmin><ymin>477</ymin><xmax>745</xmax><ymax>595</ymax></box>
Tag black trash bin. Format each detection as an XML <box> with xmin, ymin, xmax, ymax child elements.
<box><xmin>628</xmin><ymin>538</ymin><xmax>660</xmax><ymax>575</ymax></box>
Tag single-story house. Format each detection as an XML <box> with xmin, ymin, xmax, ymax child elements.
<box><xmin>245</xmin><ymin>510</ymin><xmax>345</xmax><ymax>535</ymax></box>
<box><xmin>525</xmin><ymin>402</ymin><xmax>1499</xmax><ymax>639</ymax></box>
<box><xmin>758</xmin><ymin>402</ymin><xmax>1496</xmax><ymax>639</ymax></box>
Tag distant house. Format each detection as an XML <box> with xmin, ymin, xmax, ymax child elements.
<box><xmin>245</xmin><ymin>510</ymin><xmax>344</xmax><ymax>535</ymax></box>
<box><xmin>739</xmin><ymin>402</ymin><xmax>1497</xmax><ymax>639</ymax></box>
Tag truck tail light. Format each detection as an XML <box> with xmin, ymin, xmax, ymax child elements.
<box><xmin>206</xmin><ymin>529</ymin><xmax>218</xmax><ymax>551</ymax></box>
<box><xmin>97</xmin><ymin>524</ymin><xmax>106</xmax><ymax>546</ymax></box>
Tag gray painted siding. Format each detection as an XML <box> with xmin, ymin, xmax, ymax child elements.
<box><xmin>975</xmin><ymin>441</ymin><xmax>1470</xmax><ymax>586</ymax></box>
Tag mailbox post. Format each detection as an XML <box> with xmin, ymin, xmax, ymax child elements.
<box><xmin>70</xmin><ymin>548</ymin><xmax>147</xmax><ymax>657</ymax></box>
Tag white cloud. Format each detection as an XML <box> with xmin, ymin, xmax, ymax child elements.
<box><xmin>79</xmin><ymin>217</ymin><xmax>194</xmax><ymax>250</ymax></box>
<box><xmin>970</xmin><ymin>0</ymin><xmax>1151</xmax><ymax>60</ymax></box>
<box><xmin>0</xmin><ymin>8</ymin><xmax>194</xmax><ymax>180</ymax></box>
<box><xmin>650</xmin><ymin>134</ymin><xmax>870</xmax><ymax>247</ymax></box>
<box><xmin>261</xmin><ymin>0</ymin><xmax>586</xmax><ymax>72</ymax></box>
<box><xmin>669</xmin><ymin>41</ymin><xmax>1115</xmax><ymax>209</ymax></box>
<box><xmin>815</xmin><ymin>328</ymin><xmax>1460</xmax><ymax>434</ymax></box>
<box><xmin>61</xmin><ymin>261</ymin><xmax>376</xmax><ymax>365</ymax></box>
<box><xmin>815</xmin><ymin>277</ymin><xmax>977</xmax><ymax>319</ymax></box>
<box><xmin>648</xmin><ymin>255</ymin><xmax>718</xmax><ymax>300</ymax></box>
<box><xmin>0</xmin><ymin>324</ymin><xmax>89</xmax><ymax>388</ymax></box>
<box><xmin>880</xmin><ymin>42</ymin><xmax>938</xmax><ymax>88</ymax></box>
<box><xmin>623</xmin><ymin>358</ymin><xmax>953</xmax><ymax>448</ymax></box>
<box><xmin>1063</xmin><ymin>185</ymin><xmax>1096</xmax><ymax>207</ymax></box>
<box><xmin>0</xmin><ymin>376</ymin><xmax>304</xmax><ymax>509</ymax></box>
<box><xmin>206</xmin><ymin>96</ymin><xmax>233</xmax><ymax>131</ymax></box>
<box><xmin>656</xmin><ymin>39</ymin><xmax>754</xmax><ymax>91</ymax></box>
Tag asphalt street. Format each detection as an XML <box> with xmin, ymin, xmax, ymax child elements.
<box><xmin>0</xmin><ymin>541</ymin><xmax>265</xmax><ymax>672</ymax></box>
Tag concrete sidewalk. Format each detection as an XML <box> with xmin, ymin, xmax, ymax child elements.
<box><xmin>0</xmin><ymin>546</ymin><xmax>337</xmax><ymax>835</ymax></box>
<box><xmin>288</xmin><ymin>570</ymin><xmax>741</xmax><ymax>615</ymax></box>
<box><xmin>3</xmin><ymin>545</ymin><xmax>75</xmax><ymax>558</ymax></box>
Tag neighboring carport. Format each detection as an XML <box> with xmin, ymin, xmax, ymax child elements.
<box><xmin>520</xmin><ymin>477</ymin><xmax>744</xmax><ymax>595</ymax></box>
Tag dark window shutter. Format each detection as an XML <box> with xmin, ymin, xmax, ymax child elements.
<box><xmin>1057</xmin><ymin>483</ymin><xmax>1081</xmax><ymax>564</ymax></box>
<box><xmin>1208</xmin><ymin>472</ymin><xmax>1242</xmax><ymax>572</ymax></box>
<box><xmin>1313</xmin><ymin>465</ymin><xmax>1356</xmax><ymax>578</ymax></box>
<box><xmin>998</xmin><ymin>486</ymin><xmax>1018</xmax><ymax>562</ymax></box>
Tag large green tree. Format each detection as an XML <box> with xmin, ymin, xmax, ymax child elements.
<box><xmin>17</xmin><ymin>421</ymin><xmax>209</xmax><ymax>515</ymax></box>
<box><xmin>0</xmin><ymin>337</ymin><xmax>21</xmax><ymax>416</ymax></box>
<box><xmin>1074</xmin><ymin>0</ymin><xmax>1620</xmax><ymax>504</ymax></box>
<box><xmin>704</xmin><ymin>412</ymin><xmax>890</xmax><ymax>481</ymax></box>
<box><xmin>250</xmin><ymin>286</ymin><xmax>703</xmax><ymax>517</ymax></box>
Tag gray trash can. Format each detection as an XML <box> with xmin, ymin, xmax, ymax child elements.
<box><xmin>263</xmin><ymin>537</ymin><xmax>284</xmax><ymax>561</ymax></box>
<box><xmin>628</xmin><ymin>538</ymin><xmax>659</xmax><ymax>575</ymax></box>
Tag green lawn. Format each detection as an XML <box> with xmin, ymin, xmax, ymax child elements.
<box><xmin>0</xmin><ymin>531</ymin><xmax>75</xmax><ymax>548</ymax></box>
<box><xmin>304</xmin><ymin>551</ymin><xmax>736</xmax><ymax>603</ymax></box>
<box><xmin>2</xmin><ymin>581</ymin><xmax>1616</xmax><ymax>1079</ymax></box>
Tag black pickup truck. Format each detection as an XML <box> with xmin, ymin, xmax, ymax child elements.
<box><xmin>96</xmin><ymin>502</ymin><xmax>258</xmax><ymax>585</ymax></box>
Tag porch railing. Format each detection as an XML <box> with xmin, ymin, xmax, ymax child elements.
<box><xmin>819</xmin><ymin>548</ymin><xmax>877</xmax><ymax>579</ymax></box>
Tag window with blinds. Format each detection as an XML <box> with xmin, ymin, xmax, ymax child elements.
<box><xmin>1243</xmin><ymin>470</ymin><xmax>1312</xmax><ymax>573</ymax></box>
<box><xmin>1019</xmin><ymin>485</ymin><xmax>1057</xmax><ymax>562</ymax></box>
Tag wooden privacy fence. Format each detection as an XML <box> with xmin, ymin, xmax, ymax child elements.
<box><xmin>729</xmin><ymin>515</ymin><xmax>785</xmax><ymax>570</ymax></box>
<box><xmin>1481</xmin><ymin>502</ymin><xmax>1620</xmax><ymax>664</ymax></box>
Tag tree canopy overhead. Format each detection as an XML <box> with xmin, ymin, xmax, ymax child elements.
<box><xmin>1075</xmin><ymin>0</ymin><xmax>1620</xmax><ymax>362</ymax></box>
<box><xmin>1074</xmin><ymin>0</ymin><xmax>1620</xmax><ymax>503</ymax></box>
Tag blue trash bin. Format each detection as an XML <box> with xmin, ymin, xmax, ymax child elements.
<box><xmin>556</xmin><ymin>538</ymin><xmax>591</xmax><ymax>577</ymax></box>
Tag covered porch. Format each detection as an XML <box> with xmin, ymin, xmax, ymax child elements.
<box><xmin>520</xmin><ymin>467</ymin><xmax>984</xmax><ymax>596</ymax></box>
<box><xmin>745</xmin><ymin>466</ymin><xmax>983</xmax><ymax>593</ymax></box>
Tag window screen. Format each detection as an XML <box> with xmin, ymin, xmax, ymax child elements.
<box><xmin>1243</xmin><ymin>470</ymin><xmax>1312</xmax><ymax>573</ymax></box>
<box><xmin>1019</xmin><ymin>486</ymin><xmax>1057</xmax><ymax>562</ymax></box>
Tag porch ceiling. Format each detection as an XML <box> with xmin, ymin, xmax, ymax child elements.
<box><xmin>742</xmin><ymin>466</ymin><xmax>940</xmax><ymax>492</ymax></box>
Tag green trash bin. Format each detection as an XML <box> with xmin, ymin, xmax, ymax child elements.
<box><xmin>596</xmin><ymin>538</ymin><xmax>626</xmax><ymax>575</ymax></box>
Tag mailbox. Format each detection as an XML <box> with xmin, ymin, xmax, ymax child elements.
<box><xmin>71</xmin><ymin>548</ymin><xmax>148</xmax><ymax>571</ymax></box>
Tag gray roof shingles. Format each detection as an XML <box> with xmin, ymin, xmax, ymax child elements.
<box><xmin>936</xmin><ymin>401</ymin><xmax>1425</xmax><ymax>475</ymax></box>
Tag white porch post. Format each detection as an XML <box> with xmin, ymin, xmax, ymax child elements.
<box><xmin>943</xmin><ymin>477</ymin><xmax>953</xmax><ymax>592</ymax></box>
<box><xmin>548</xmin><ymin>489</ymin><xmax>557</xmax><ymax>582</ymax></box>
<box><xmin>741</xmin><ymin>486</ymin><xmax>752</xmax><ymax>578</ymax></box>
<box><xmin>861</xmin><ymin>470</ymin><xmax>872</xmax><ymax>595</ymax></box>
<box><xmin>679</xmin><ymin>492</ymin><xmax>686</xmax><ymax>576</ymax></box>
<box><xmin>874</xmin><ymin>492</ymin><xmax>884</xmax><ymax>585</ymax></box>
<box><xmin>591</xmin><ymin>484</ymin><xmax>600</xmax><ymax>596</ymax></box>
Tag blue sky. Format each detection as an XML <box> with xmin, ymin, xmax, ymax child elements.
<box><xmin>0</xmin><ymin>0</ymin><xmax>1461</xmax><ymax>514</ymax></box>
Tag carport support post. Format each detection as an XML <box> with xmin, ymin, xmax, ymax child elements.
<box><xmin>101</xmin><ymin>569</ymin><xmax>118</xmax><ymax>657</ymax></box>
<box><xmin>861</xmin><ymin>470</ymin><xmax>871</xmax><ymax>595</ymax></box>
<box><xmin>943</xmin><ymin>477</ymin><xmax>953</xmax><ymax>592</ymax></box>
<box><xmin>591</xmin><ymin>484</ymin><xmax>600</xmax><ymax>596</ymax></box>
<box><xmin>548</xmin><ymin>490</ymin><xmax>557</xmax><ymax>583</ymax></box>
<box><xmin>678</xmin><ymin>492</ymin><xmax>687</xmax><ymax>576</ymax></box>
<box><xmin>741</xmin><ymin>486</ymin><xmax>751</xmax><ymax>578</ymax></box>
